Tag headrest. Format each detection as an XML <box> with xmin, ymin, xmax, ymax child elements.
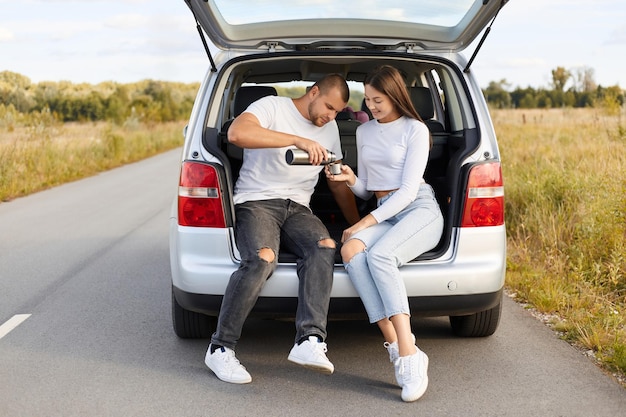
<box><xmin>234</xmin><ymin>86</ymin><xmax>278</xmax><ymax>116</ymax></box>
<box><xmin>336</xmin><ymin>106</ymin><xmax>370</xmax><ymax>123</ymax></box>
<box><xmin>353</xmin><ymin>111</ymin><xmax>369</xmax><ymax>123</ymax></box>
<box><xmin>410</xmin><ymin>87</ymin><xmax>435</xmax><ymax>120</ymax></box>
<box><xmin>360</xmin><ymin>99</ymin><xmax>373</xmax><ymax>120</ymax></box>
<box><xmin>336</xmin><ymin>107</ymin><xmax>356</xmax><ymax>121</ymax></box>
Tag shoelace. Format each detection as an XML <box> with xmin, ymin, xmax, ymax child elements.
<box><xmin>221</xmin><ymin>349</ymin><xmax>246</xmax><ymax>370</ymax></box>
<box><xmin>308</xmin><ymin>341</ymin><xmax>328</xmax><ymax>360</ymax></box>
<box><xmin>396</xmin><ymin>353</ymin><xmax>426</xmax><ymax>381</ymax></box>
<box><xmin>395</xmin><ymin>357</ymin><xmax>407</xmax><ymax>378</ymax></box>
<box><xmin>384</xmin><ymin>341</ymin><xmax>398</xmax><ymax>362</ymax></box>
<box><xmin>395</xmin><ymin>356</ymin><xmax>418</xmax><ymax>381</ymax></box>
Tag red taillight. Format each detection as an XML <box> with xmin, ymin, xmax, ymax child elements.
<box><xmin>460</xmin><ymin>162</ymin><xmax>504</xmax><ymax>227</ymax></box>
<box><xmin>178</xmin><ymin>162</ymin><xmax>226</xmax><ymax>228</ymax></box>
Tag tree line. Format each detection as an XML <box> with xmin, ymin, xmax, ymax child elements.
<box><xmin>1</xmin><ymin>66</ymin><xmax>624</xmax><ymax>127</ymax></box>
<box><xmin>0</xmin><ymin>71</ymin><xmax>199</xmax><ymax>125</ymax></box>
<box><xmin>483</xmin><ymin>66</ymin><xmax>624</xmax><ymax>110</ymax></box>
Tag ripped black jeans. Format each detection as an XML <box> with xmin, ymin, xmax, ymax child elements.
<box><xmin>211</xmin><ymin>199</ymin><xmax>335</xmax><ymax>349</ymax></box>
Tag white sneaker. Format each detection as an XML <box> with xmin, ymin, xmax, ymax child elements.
<box><xmin>288</xmin><ymin>336</ymin><xmax>334</xmax><ymax>374</ymax></box>
<box><xmin>396</xmin><ymin>348</ymin><xmax>429</xmax><ymax>402</ymax></box>
<box><xmin>384</xmin><ymin>334</ymin><xmax>416</xmax><ymax>386</ymax></box>
<box><xmin>205</xmin><ymin>344</ymin><xmax>252</xmax><ymax>384</ymax></box>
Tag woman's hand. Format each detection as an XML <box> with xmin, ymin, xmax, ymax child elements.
<box><xmin>341</xmin><ymin>223</ymin><xmax>363</xmax><ymax>243</ymax></box>
<box><xmin>325</xmin><ymin>163</ymin><xmax>355</xmax><ymax>185</ymax></box>
<box><xmin>341</xmin><ymin>214</ymin><xmax>377</xmax><ymax>243</ymax></box>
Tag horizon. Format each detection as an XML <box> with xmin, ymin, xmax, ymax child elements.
<box><xmin>1</xmin><ymin>1</ymin><xmax>625</xmax><ymax>89</ymax></box>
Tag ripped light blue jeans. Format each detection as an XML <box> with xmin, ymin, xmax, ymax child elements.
<box><xmin>345</xmin><ymin>184</ymin><xmax>444</xmax><ymax>323</ymax></box>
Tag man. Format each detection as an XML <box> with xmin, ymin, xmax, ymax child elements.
<box><xmin>205</xmin><ymin>74</ymin><xmax>358</xmax><ymax>384</ymax></box>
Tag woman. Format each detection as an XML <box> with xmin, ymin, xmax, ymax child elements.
<box><xmin>327</xmin><ymin>65</ymin><xmax>444</xmax><ymax>402</ymax></box>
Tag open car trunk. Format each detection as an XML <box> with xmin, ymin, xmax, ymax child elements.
<box><xmin>201</xmin><ymin>53</ymin><xmax>481</xmax><ymax>264</ymax></box>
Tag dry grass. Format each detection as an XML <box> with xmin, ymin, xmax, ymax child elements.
<box><xmin>495</xmin><ymin>107</ymin><xmax>626</xmax><ymax>384</ymax></box>
<box><xmin>0</xmin><ymin>120</ymin><xmax>185</xmax><ymax>202</ymax></box>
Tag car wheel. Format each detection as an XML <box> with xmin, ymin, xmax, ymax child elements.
<box><xmin>171</xmin><ymin>288</ymin><xmax>216</xmax><ymax>339</ymax></box>
<box><xmin>449</xmin><ymin>300</ymin><xmax>502</xmax><ymax>337</ymax></box>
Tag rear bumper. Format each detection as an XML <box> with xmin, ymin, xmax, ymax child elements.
<box><xmin>170</xmin><ymin>219</ymin><xmax>507</xmax><ymax>319</ymax></box>
<box><xmin>173</xmin><ymin>285</ymin><xmax>503</xmax><ymax>319</ymax></box>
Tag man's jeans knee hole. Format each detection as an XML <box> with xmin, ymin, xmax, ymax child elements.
<box><xmin>257</xmin><ymin>247</ymin><xmax>275</xmax><ymax>263</ymax></box>
<box><xmin>317</xmin><ymin>238</ymin><xmax>336</xmax><ymax>249</ymax></box>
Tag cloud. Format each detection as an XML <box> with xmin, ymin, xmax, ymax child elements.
<box><xmin>105</xmin><ymin>14</ymin><xmax>149</xmax><ymax>30</ymax></box>
<box><xmin>605</xmin><ymin>24</ymin><xmax>626</xmax><ymax>45</ymax></box>
<box><xmin>6</xmin><ymin>19</ymin><xmax>99</xmax><ymax>42</ymax></box>
<box><xmin>503</xmin><ymin>57</ymin><xmax>546</xmax><ymax>68</ymax></box>
<box><xmin>0</xmin><ymin>27</ymin><xmax>14</xmax><ymax>42</ymax></box>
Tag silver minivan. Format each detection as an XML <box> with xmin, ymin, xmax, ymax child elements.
<box><xmin>170</xmin><ymin>0</ymin><xmax>508</xmax><ymax>339</ymax></box>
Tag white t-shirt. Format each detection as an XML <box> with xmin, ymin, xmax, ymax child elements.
<box><xmin>233</xmin><ymin>96</ymin><xmax>343</xmax><ymax>207</ymax></box>
<box><xmin>350</xmin><ymin>116</ymin><xmax>430</xmax><ymax>223</ymax></box>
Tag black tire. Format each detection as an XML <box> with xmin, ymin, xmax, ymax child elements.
<box><xmin>449</xmin><ymin>300</ymin><xmax>502</xmax><ymax>337</ymax></box>
<box><xmin>171</xmin><ymin>288</ymin><xmax>216</xmax><ymax>339</ymax></box>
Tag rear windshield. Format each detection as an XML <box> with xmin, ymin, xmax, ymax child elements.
<box><xmin>212</xmin><ymin>0</ymin><xmax>475</xmax><ymax>26</ymax></box>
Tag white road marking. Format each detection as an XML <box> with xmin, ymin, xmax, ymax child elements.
<box><xmin>0</xmin><ymin>314</ymin><xmax>32</xmax><ymax>340</ymax></box>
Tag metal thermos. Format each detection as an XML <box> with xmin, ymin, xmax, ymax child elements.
<box><xmin>285</xmin><ymin>149</ymin><xmax>337</xmax><ymax>165</ymax></box>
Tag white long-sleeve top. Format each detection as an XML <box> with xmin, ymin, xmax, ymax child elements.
<box><xmin>349</xmin><ymin>115</ymin><xmax>430</xmax><ymax>223</ymax></box>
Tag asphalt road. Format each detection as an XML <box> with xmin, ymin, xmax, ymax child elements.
<box><xmin>1</xmin><ymin>148</ymin><xmax>625</xmax><ymax>417</ymax></box>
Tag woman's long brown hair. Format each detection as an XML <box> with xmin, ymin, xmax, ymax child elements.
<box><xmin>364</xmin><ymin>65</ymin><xmax>424</xmax><ymax>122</ymax></box>
<box><xmin>364</xmin><ymin>65</ymin><xmax>431</xmax><ymax>146</ymax></box>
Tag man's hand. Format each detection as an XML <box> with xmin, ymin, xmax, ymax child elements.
<box><xmin>294</xmin><ymin>137</ymin><xmax>330</xmax><ymax>165</ymax></box>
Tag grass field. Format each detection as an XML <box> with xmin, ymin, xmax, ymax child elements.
<box><xmin>494</xmin><ymin>107</ymin><xmax>625</xmax><ymax>384</ymax></box>
<box><xmin>1</xmin><ymin>107</ymin><xmax>625</xmax><ymax>384</ymax></box>
<box><xmin>0</xmin><ymin>119</ymin><xmax>185</xmax><ymax>202</ymax></box>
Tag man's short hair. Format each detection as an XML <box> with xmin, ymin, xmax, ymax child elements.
<box><xmin>313</xmin><ymin>74</ymin><xmax>350</xmax><ymax>103</ymax></box>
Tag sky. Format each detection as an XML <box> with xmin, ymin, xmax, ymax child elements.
<box><xmin>1</xmin><ymin>0</ymin><xmax>625</xmax><ymax>90</ymax></box>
